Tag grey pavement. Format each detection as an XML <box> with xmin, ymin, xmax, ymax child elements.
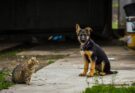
<box><xmin>1</xmin><ymin>46</ymin><xmax>135</xmax><ymax>93</ymax></box>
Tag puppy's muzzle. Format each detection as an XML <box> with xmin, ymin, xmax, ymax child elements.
<box><xmin>80</xmin><ymin>34</ymin><xmax>87</xmax><ymax>42</ymax></box>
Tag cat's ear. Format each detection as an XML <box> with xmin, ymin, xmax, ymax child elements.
<box><xmin>31</xmin><ymin>56</ymin><xmax>36</xmax><ymax>60</ymax></box>
<box><xmin>27</xmin><ymin>59</ymin><xmax>32</xmax><ymax>65</ymax></box>
<box><xmin>31</xmin><ymin>56</ymin><xmax>39</xmax><ymax>64</ymax></box>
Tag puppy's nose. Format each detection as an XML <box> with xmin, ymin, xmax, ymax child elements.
<box><xmin>82</xmin><ymin>35</ymin><xmax>85</xmax><ymax>39</ymax></box>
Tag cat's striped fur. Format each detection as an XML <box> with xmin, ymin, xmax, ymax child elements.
<box><xmin>12</xmin><ymin>57</ymin><xmax>39</xmax><ymax>85</ymax></box>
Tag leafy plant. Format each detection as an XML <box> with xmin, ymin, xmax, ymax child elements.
<box><xmin>0</xmin><ymin>70</ymin><xmax>14</xmax><ymax>90</ymax></box>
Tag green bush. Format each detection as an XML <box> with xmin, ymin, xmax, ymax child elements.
<box><xmin>0</xmin><ymin>70</ymin><xmax>14</xmax><ymax>90</ymax></box>
<box><xmin>83</xmin><ymin>85</ymin><xmax>135</xmax><ymax>93</ymax></box>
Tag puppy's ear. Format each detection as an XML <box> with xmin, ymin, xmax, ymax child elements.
<box><xmin>85</xmin><ymin>27</ymin><xmax>93</xmax><ymax>36</ymax></box>
<box><xmin>85</xmin><ymin>27</ymin><xmax>93</xmax><ymax>32</ymax></box>
<box><xmin>76</xmin><ymin>24</ymin><xmax>81</xmax><ymax>34</ymax></box>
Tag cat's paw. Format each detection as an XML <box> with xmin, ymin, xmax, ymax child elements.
<box><xmin>26</xmin><ymin>81</ymin><xmax>30</xmax><ymax>85</ymax></box>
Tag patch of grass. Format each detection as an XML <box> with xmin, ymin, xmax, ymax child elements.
<box><xmin>84</xmin><ymin>74</ymin><xmax>135</xmax><ymax>93</ymax></box>
<box><xmin>47</xmin><ymin>60</ymin><xmax>55</xmax><ymax>64</ymax></box>
<box><xmin>83</xmin><ymin>85</ymin><xmax>135</xmax><ymax>93</ymax></box>
<box><xmin>0</xmin><ymin>51</ymin><xmax>16</xmax><ymax>57</ymax></box>
<box><xmin>0</xmin><ymin>50</ymin><xmax>18</xmax><ymax>60</ymax></box>
<box><xmin>0</xmin><ymin>47</ymin><xmax>25</xmax><ymax>60</ymax></box>
<box><xmin>0</xmin><ymin>70</ymin><xmax>14</xmax><ymax>90</ymax></box>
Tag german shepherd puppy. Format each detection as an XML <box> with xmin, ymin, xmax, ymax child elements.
<box><xmin>76</xmin><ymin>24</ymin><xmax>117</xmax><ymax>77</ymax></box>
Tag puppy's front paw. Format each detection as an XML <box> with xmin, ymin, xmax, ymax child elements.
<box><xmin>87</xmin><ymin>72</ymin><xmax>94</xmax><ymax>77</ymax></box>
<box><xmin>86</xmin><ymin>74</ymin><xmax>93</xmax><ymax>78</ymax></box>
<box><xmin>79</xmin><ymin>73</ymin><xmax>87</xmax><ymax>77</ymax></box>
<box><xmin>99</xmin><ymin>72</ymin><xmax>106</xmax><ymax>76</ymax></box>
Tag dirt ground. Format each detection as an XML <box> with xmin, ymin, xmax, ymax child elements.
<box><xmin>0</xmin><ymin>41</ymin><xmax>135</xmax><ymax>82</ymax></box>
<box><xmin>0</xmin><ymin>42</ymin><xmax>78</xmax><ymax>74</ymax></box>
<box><xmin>1</xmin><ymin>42</ymin><xmax>135</xmax><ymax>93</ymax></box>
<box><xmin>0</xmin><ymin>55</ymin><xmax>66</xmax><ymax>72</ymax></box>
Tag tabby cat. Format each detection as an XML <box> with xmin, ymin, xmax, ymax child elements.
<box><xmin>12</xmin><ymin>57</ymin><xmax>39</xmax><ymax>85</ymax></box>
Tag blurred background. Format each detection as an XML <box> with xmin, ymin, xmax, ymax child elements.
<box><xmin>0</xmin><ymin>0</ymin><xmax>135</xmax><ymax>45</ymax></box>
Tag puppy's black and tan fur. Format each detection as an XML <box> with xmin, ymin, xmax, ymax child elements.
<box><xmin>76</xmin><ymin>24</ymin><xmax>117</xmax><ymax>77</ymax></box>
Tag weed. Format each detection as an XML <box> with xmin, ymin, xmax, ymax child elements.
<box><xmin>0</xmin><ymin>51</ymin><xmax>16</xmax><ymax>57</ymax></box>
<box><xmin>83</xmin><ymin>85</ymin><xmax>135</xmax><ymax>93</ymax></box>
<box><xmin>47</xmin><ymin>60</ymin><xmax>55</xmax><ymax>64</ymax></box>
<box><xmin>0</xmin><ymin>70</ymin><xmax>14</xmax><ymax>90</ymax></box>
<box><xmin>0</xmin><ymin>50</ymin><xmax>18</xmax><ymax>60</ymax></box>
<box><xmin>83</xmin><ymin>73</ymin><xmax>135</xmax><ymax>93</ymax></box>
